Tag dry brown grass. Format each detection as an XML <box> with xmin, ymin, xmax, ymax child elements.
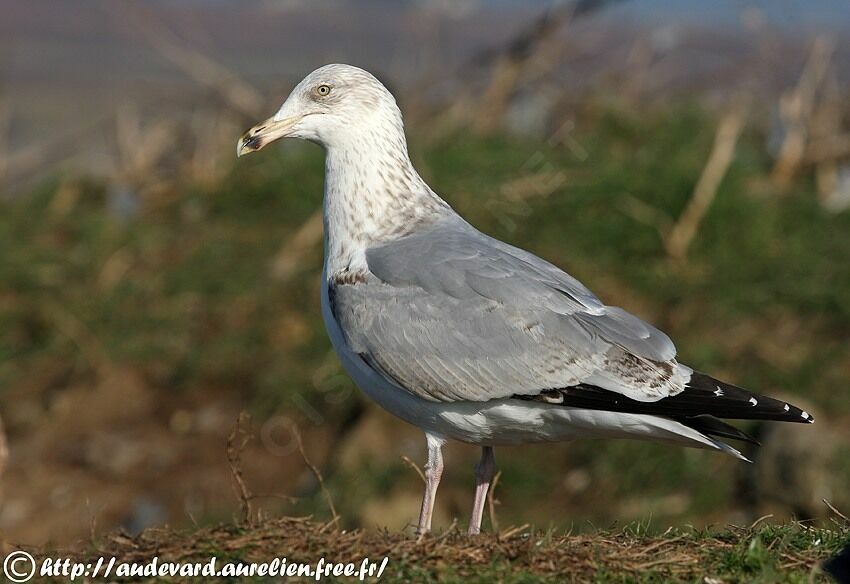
<box><xmin>37</xmin><ymin>515</ymin><xmax>846</xmax><ymax>583</ymax></box>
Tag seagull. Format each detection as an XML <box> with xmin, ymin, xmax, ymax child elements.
<box><xmin>237</xmin><ymin>64</ymin><xmax>814</xmax><ymax>535</ymax></box>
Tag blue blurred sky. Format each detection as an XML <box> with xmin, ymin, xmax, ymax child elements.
<box><xmin>164</xmin><ymin>0</ymin><xmax>850</xmax><ymax>30</ymax></box>
<box><xmin>612</xmin><ymin>0</ymin><xmax>850</xmax><ymax>29</ymax></box>
<box><xmin>476</xmin><ymin>0</ymin><xmax>850</xmax><ymax>30</ymax></box>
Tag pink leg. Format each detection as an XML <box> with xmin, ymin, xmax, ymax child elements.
<box><xmin>417</xmin><ymin>433</ymin><xmax>445</xmax><ymax>535</ymax></box>
<box><xmin>468</xmin><ymin>446</ymin><xmax>496</xmax><ymax>535</ymax></box>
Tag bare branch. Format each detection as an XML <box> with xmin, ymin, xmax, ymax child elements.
<box><xmin>293</xmin><ymin>426</ymin><xmax>340</xmax><ymax>529</ymax></box>
<box><xmin>226</xmin><ymin>412</ymin><xmax>255</xmax><ymax>526</ymax></box>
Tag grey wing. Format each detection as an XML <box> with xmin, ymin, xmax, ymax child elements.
<box><xmin>332</xmin><ymin>216</ymin><xmax>689</xmax><ymax>404</ymax></box>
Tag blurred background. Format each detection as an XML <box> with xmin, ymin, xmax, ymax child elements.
<box><xmin>1</xmin><ymin>0</ymin><xmax>849</xmax><ymax>546</ymax></box>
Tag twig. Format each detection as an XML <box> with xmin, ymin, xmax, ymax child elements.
<box><xmin>434</xmin><ymin>519</ymin><xmax>459</xmax><ymax>543</ymax></box>
<box><xmin>629</xmin><ymin>554</ymin><xmax>698</xmax><ymax>570</ymax></box>
<box><xmin>255</xmin><ymin>493</ymin><xmax>299</xmax><ymax>505</ymax></box>
<box><xmin>631</xmin><ymin>535</ymin><xmax>686</xmax><ymax>557</ymax></box>
<box><xmin>487</xmin><ymin>470</ymin><xmax>502</xmax><ymax>536</ymax></box>
<box><xmin>823</xmin><ymin>499</ymin><xmax>849</xmax><ymax>523</ymax></box>
<box><xmin>401</xmin><ymin>455</ymin><xmax>426</xmax><ymax>484</ymax></box>
<box><xmin>226</xmin><ymin>412</ymin><xmax>255</xmax><ymax>525</ymax></box>
<box><xmin>748</xmin><ymin>514</ymin><xmax>774</xmax><ymax>530</ymax></box>
<box><xmin>665</xmin><ymin>104</ymin><xmax>747</xmax><ymax>261</ymax></box>
<box><xmin>499</xmin><ymin>523</ymin><xmax>531</xmax><ymax>539</ymax></box>
<box><xmin>293</xmin><ymin>426</ymin><xmax>340</xmax><ymax>529</ymax></box>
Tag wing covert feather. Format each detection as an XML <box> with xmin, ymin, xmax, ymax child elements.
<box><xmin>332</xmin><ymin>216</ymin><xmax>684</xmax><ymax>403</ymax></box>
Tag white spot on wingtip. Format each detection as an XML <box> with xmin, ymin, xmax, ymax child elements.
<box><xmin>801</xmin><ymin>411</ymin><xmax>810</xmax><ymax>420</ymax></box>
<box><xmin>783</xmin><ymin>404</ymin><xmax>790</xmax><ymax>412</ymax></box>
<box><xmin>748</xmin><ymin>397</ymin><xmax>758</xmax><ymax>406</ymax></box>
<box><xmin>714</xmin><ymin>386</ymin><xmax>724</xmax><ymax>397</ymax></box>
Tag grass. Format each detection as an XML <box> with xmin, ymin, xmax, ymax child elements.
<box><xmin>44</xmin><ymin>516</ymin><xmax>848</xmax><ymax>583</ymax></box>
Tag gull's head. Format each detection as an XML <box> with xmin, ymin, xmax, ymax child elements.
<box><xmin>237</xmin><ymin>64</ymin><xmax>402</xmax><ymax>156</ymax></box>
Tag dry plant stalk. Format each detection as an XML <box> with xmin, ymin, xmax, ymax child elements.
<box><xmin>0</xmin><ymin>415</ymin><xmax>8</xmax><ymax>480</ymax></box>
<box><xmin>621</xmin><ymin>34</ymin><xmax>656</xmax><ymax>102</ymax></box>
<box><xmin>475</xmin><ymin>60</ymin><xmax>525</xmax><ymax>134</ymax></box>
<box><xmin>824</xmin><ymin>499</ymin><xmax>850</xmax><ymax>523</ymax></box>
<box><xmin>226</xmin><ymin>412</ymin><xmax>255</xmax><ymax>525</ymax></box>
<box><xmin>473</xmin><ymin>5</ymin><xmax>572</xmax><ymax>133</ymax></box>
<box><xmin>400</xmin><ymin>455</ymin><xmax>427</xmax><ymax>484</ymax></box>
<box><xmin>487</xmin><ymin>470</ymin><xmax>502</xmax><ymax>535</ymax></box>
<box><xmin>665</xmin><ymin>104</ymin><xmax>747</xmax><ymax>261</ymax></box>
<box><xmin>771</xmin><ymin>35</ymin><xmax>835</xmax><ymax>188</ymax></box>
<box><xmin>293</xmin><ymin>426</ymin><xmax>340</xmax><ymax>529</ymax></box>
<box><xmin>470</xmin><ymin>0</ymin><xmax>628</xmax><ymax>133</ymax></box>
<box><xmin>113</xmin><ymin>104</ymin><xmax>177</xmax><ymax>200</ymax></box>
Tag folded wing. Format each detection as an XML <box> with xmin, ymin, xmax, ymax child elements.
<box><xmin>331</xmin><ymin>216</ymin><xmax>689</xmax><ymax>404</ymax></box>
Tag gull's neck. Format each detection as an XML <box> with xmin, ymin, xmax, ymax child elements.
<box><xmin>323</xmin><ymin>126</ymin><xmax>450</xmax><ymax>277</ymax></box>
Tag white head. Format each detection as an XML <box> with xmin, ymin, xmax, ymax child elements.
<box><xmin>237</xmin><ymin>64</ymin><xmax>405</xmax><ymax>155</ymax></box>
<box><xmin>238</xmin><ymin>65</ymin><xmax>449</xmax><ymax>272</ymax></box>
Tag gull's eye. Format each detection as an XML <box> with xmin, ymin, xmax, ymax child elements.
<box><xmin>316</xmin><ymin>84</ymin><xmax>331</xmax><ymax>97</ymax></box>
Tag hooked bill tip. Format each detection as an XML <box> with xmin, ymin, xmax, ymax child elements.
<box><xmin>237</xmin><ymin>134</ymin><xmax>262</xmax><ymax>157</ymax></box>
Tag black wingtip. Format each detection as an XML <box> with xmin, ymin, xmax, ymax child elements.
<box><xmin>676</xmin><ymin>414</ymin><xmax>761</xmax><ymax>445</ymax></box>
<box><xmin>520</xmin><ymin>374</ymin><xmax>816</xmax><ymax>428</ymax></box>
<box><xmin>686</xmin><ymin>372</ymin><xmax>814</xmax><ymax>424</ymax></box>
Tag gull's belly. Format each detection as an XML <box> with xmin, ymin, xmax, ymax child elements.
<box><xmin>320</xmin><ymin>277</ymin><xmax>711</xmax><ymax>448</ymax></box>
